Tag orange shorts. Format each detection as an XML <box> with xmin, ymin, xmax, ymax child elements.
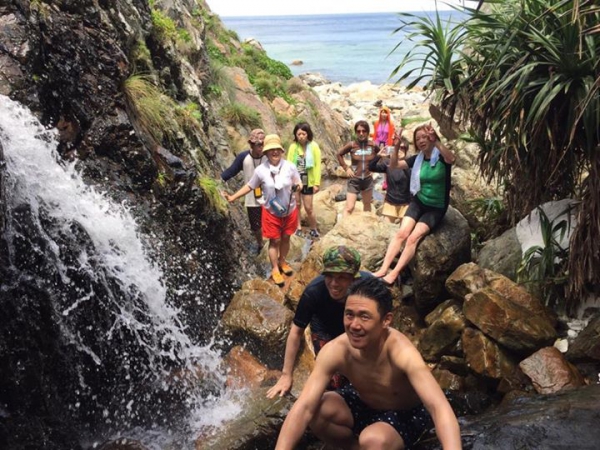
<box><xmin>262</xmin><ymin>206</ymin><xmax>299</xmax><ymax>239</ymax></box>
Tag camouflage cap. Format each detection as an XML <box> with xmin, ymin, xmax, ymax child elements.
<box><xmin>322</xmin><ymin>246</ymin><xmax>361</xmax><ymax>277</ymax></box>
<box><xmin>248</xmin><ymin>128</ymin><xmax>265</xmax><ymax>144</ymax></box>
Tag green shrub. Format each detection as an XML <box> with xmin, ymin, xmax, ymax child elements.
<box><xmin>123</xmin><ymin>74</ymin><xmax>179</xmax><ymax>144</ymax></box>
<box><xmin>220</xmin><ymin>103</ymin><xmax>262</xmax><ymax>128</ymax></box>
<box><xmin>198</xmin><ymin>176</ymin><xmax>228</xmax><ymax>215</ymax></box>
<box><xmin>151</xmin><ymin>9</ymin><xmax>177</xmax><ymax>41</ymax></box>
<box><xmin>517</xmin><ymin>206</ymin><xmax>572</xmax><ymax>311</ymax></box>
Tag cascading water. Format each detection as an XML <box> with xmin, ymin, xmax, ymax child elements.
<box><xmin>0</xmin><ymin>95</ymin><xmax>242</xmax><ymax>448</ymax></box>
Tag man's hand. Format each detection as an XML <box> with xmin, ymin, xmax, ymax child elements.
<box><xmin>266</xmin><ymin>374</ymin><xmax>293</xmax><ymax>399</ymax></box>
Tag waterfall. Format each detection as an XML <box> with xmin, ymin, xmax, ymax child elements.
<box><xmin>0</xmin><ymin>95</ymin><xmax>241</xmax><ymax>447</ymax></box>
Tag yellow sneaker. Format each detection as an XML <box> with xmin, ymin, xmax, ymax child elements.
<box><xmin>272</xmin><ymin>270</ymin><xmax>285</xmax><ymax>286</ymax></box>
<box><xmin>279</xmin><ymin>261</ymin><xmax>294</xmax><ymax>276</ymax></box>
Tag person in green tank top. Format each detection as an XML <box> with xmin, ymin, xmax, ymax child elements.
<box><xmin>372</xmin><ymin>124</ymin><xmax>456</xmax><ymax>285</ymax></box>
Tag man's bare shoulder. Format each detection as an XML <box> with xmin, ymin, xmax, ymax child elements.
<box><xmin>315</xmin><ymin>334</ymin><xmax>351</xmax><ymax>365</ymax></box>
<box><xmin>385</xmin><ymin>328</ymin><xmax>424</xmax><ymax>366</ymax></box>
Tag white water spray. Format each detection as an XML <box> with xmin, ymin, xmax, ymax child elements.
<box><xmin>0</xmin><ymin>95</ymin><xmax>242</xmax><ymax>446</ymax></box>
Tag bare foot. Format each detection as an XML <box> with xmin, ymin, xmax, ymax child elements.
<box><xmin>371</xmin><ymin>269</ymin><xmax>387</xmax><ymax>278</ymax></box>
<box><xmin>382</xmin><ymin>273</ymin><xmax>398</xmax><ymax>285</ymax></box>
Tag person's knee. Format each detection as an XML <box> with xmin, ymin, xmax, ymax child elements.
<box><xmin>406</xmin><ymin>230</ymin><xmax>425</xmax><ymax>247</ymax></box>
<box><xmin>358</xmin><ymin>426</ymin><xmax>405</xmax><ymax>449</ymax></box>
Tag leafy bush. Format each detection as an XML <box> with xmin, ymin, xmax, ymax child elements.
<box><xmin>517</xmin><ymin>206</ymin><xmax>572</xmax><ymax>311</ymax></box>
<box><xmin>151</xmin><ymin>9</ymin><xmax>177</xmax><ymax>41</ymax></box>
<box><xmin>220</xmin><ymin>103</ymin><xmax>262</xmax><ymax>128</ymax></box>
<box><xmin>198</xmin><ymin>176</ymin><xmax>228</xmax><ymax>215</ymax></box>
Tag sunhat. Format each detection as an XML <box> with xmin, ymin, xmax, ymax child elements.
<box><xmin>262</xmin><ymin>134</ymin><xmax>284</xmax><ymax>154</ymax></box>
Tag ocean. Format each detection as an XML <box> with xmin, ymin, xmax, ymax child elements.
<box><xmin>221</xmin><ymin>11</ymin><xmax>465</xmax><ymax>86</ymax></box>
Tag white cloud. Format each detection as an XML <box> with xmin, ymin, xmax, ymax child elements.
<box><xmin>206</xmin><ymin>0</ymin><xmax>469</xmax><ymax>17</ymax></box>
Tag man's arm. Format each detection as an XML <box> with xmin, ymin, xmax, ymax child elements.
<box><xmin>400</xmin><ymin>346</ymin><xmax>462</xmax><ymax>450</ymax></box>
<box><xmin>275</xmin><ymin>341</ymin><xmax>342</xmax><ymax>450</ymax></box>
<box><xmin>220</xmin><ymin>151</ymin><xmax>250</xmax><ymax>182</ymax></box>
<box><xmin>266</xmin><ymin>324</ymin><xmax>304</xmax><ymax>398</ymax></box>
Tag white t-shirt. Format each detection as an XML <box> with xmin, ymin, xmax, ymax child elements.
<box><xmin>242</xmin><ymin>153</ymin><xmax>266</xmax><ymax>207</ymax></box>
<box><xmin>248</xmin><ymin>160</ymin><xmax>300</xmax><ymax>216</ymax></box>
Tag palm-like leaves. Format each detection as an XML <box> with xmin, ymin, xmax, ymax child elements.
<box><xmin>391</xmin><ymin>0</ymin><xmax>600</xmax><ymax>311</ymax></box>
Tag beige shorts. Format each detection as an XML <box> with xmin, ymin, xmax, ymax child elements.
<box><xmin>382</xmin><ymin>202</ymin><xmax>409</xmax><ymax>221</ymax></box>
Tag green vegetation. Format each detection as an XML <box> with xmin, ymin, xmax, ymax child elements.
<box><xmin>400</xmin><ymin>116</ymin><xmax>429</xmax><ymax>127</ymax></box>
<box><xmin>198</xmin><ymin>176</ymin><xmax>228</xmax><ymax>215</ymax></box>
<box><xmin>123</xmin><ymin>74</ymin><xmax>179</xmax><ymax>144</ymax></box>
<box><xmin>518</xmin><ymin>206</ymin><xmax>572</xmax><ymax>311</ymax></box>
<box><xmin>151</xmin><ymin>9</ymin><xmax>178</xmax><ymax>41</ymax></box>
<box><xmin>219</xmin><ymin>103</ymin><xmax>262</xmax><ymax>128</ymax></box>
<box><xmin>123</xmin><ymin>75</ymin><xmax>203</xmax><ymax>145</ymax></box>
<box><xmin>392</xmin><ymin>0</ymin><xmax>600</xmax><ymax>311</ymax></box>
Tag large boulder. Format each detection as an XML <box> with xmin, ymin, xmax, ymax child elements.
<box><xmin>461</xmin><ymin>327</ymin><xmax>518</xmax><ymax>380</ymax></box>
<box><xmin>567</xmin><ymin>313</ymin><xmax>600</xmax><ymax>362</ymax></box>
<box><xmin>307</xmin><ymin>185</ymin><xmax>341</xmax><ymax>235</ymax></box>
<box><xmin>221</xmin><ymin>281</ymin><xmax>293</xmax><ymax>368</ymax></box>
<box><xmin>446</xmin><ymin>263</ymin><xmax>556</xmax><ymax>326</ymax></box>
<box><xmin>463</xmin><ymin>288</ymin><xmax>557</xmax><ymax>354</ymax></box>
<box><xmin>476</xmin><ymin>228</ymin><xmax>522</xmax><ymax>281</ymax></box>
<box><xmin>451</xmin><ymin>384</ymin><xmax>600</xmax><ymax>450</ymax></box>
<box><xmin>312</xmin><ymin>211</ymin><xmax>396</xmax><ymax>272</ymax></box>
<box><xmin>519</xmin><ymin>347</ymin><xmax>585</xmax><ymax>395</ymax></box>
<box><xmin>410</xmin><ymin>206</ymin><xmax>471</xmax><ymax>313</ymax></box>
<box><xmin>419</xmin><ymin>300</ymin><xmax>467</xmax><ymax>361</ymax></box>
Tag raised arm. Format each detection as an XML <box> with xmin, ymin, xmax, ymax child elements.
<box><xmin>425</xmin><ymin>124</ymin><xmax>455</xmax><ymax>165</ymax></box>
<box><xmin>266</xmin><ymin>324</ymin><xmax>304</xmax><ymax>399</ymax></box>
<box><xmin>401</xmin><ymin>346</ymin><xmax>462</xmax><ymax>450</ymax></box>
<box><xmin>389</xmin><ymin>129</ymin><xmax>409</xmax><ymax>170</ymax></box>
<box><xmin>221</xmin><ymin>150</ymin><xmax>250</xmax><ymax>182</ymax></box>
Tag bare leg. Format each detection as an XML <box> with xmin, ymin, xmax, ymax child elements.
<box><xmin>382</xmin><ymin>222</ymin><xmax>430</xmax><ymax>285</ymax></box>
<box><xmin>361</xmin><ymin>188</ymin><xmax>373</xmax><ymax>212</ymax></box>
<box><xmin>359</xmin><ymin>422</ymin><xmax>405</xmax><ymax>449</ymax></box>
<box><xmin>295</xmin><ymin>191</ymin><xmax>302</xmax><ymax>231</ymax></box>
<box><xmin>268</xmin><ymin>238</ymin><xmax>281</xmax><ymax>273</ymax></box>
<box><xmin>344</xmin><ymin>192</ymin><xmax>358</xmax><ymax>217</ymax></box>
<box><xmin>278</xmin><ymin>234</ymin><xmax>291</xmax><ymax>265</ymax></box>
<box><xmin>303</xmin><ymin>194</ymin><xmax>317</xmax><ymax>230</ymax></box>
<box><xmin>372</xmin><ymin>216</ymin><xmax>416</xmax><ymax>277</ymax></box>
<box><xmin>309</xmin><ymin>392</ymin><xmax>358</xmax><ymax>450</ymax></box>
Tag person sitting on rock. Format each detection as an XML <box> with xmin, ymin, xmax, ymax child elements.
<box><xmin>337</xmin><ymin>120</ymin><xmax>377</xmax><ymax>216</ymax></box>
<box><xmin>274</xmin><ymin>277</ymin><xmax>462</xmax><ymax>450</ymax></box>
<box><xmin>225</xmin><ymin>134</ymin><xmax>301</xmax><ymax>287</ymax></box>
<box><xmin>220</xmin><ymin>128</ymin><xmax>266</xmax><ymax>254</ymax></box>
<box><xmin>368</xmin><ymin>131</ymin><xmax>411</xmax><ymax>224</ymax></box>
<box><xmin>287</xmin><ymin>122</ymin><xmax>322</xmax><ymax>239</ymax></box>
<box><xmin>266</xmin><ymin>246</ymin><xmax>371</xmax><ymax>398</ymax></box>
<box><xmin>372</xmin><ymin>124</ymin><xmax>456</xmax><ymax>285</ymax></box>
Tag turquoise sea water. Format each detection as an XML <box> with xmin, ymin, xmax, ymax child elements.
<box><xmin>221</xmin><ymin>11</ymin><xmax>465</xmax><ymax>85</ymax></box>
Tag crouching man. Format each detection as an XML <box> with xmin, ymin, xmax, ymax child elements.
<box><xmin>275</xmin><ymin>277</ymin><xmax>462</xmax><ymax>450</ymax></box>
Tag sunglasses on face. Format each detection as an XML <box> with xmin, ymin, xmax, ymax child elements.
<box><xmin>400</xmin><ymin>145</ymin><xmax>408</xmax><ymax>150</ymax></box>
<box><xmin>252</xmin><ymin>141</ymin><xmax>264</xmax><ymax>147</ymax></box>
<box><xmin>356</xmin><ymin>129</ymin><xmax>368</xmax><ymax>134</ymax></box>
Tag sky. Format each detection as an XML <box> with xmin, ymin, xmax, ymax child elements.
<box><xmin>206</xmin><ymin>0</ymin><xmax>470</xmax><ymax>17</ymax></box>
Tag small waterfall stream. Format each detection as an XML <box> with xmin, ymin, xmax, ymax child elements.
<box><xmin>0</xmin><ymin>95</ymin><xmax>242</xmax><ymax>448</ymax></box>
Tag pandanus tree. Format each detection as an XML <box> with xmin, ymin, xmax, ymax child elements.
<box><xmin>391</xmin><ymin>0</ymin><xmax>600</xmax><ymax>312</ymax></box>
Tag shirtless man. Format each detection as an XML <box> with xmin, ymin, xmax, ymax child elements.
<box><xmin>275</xmin><ymin>277</ymin><xmax>462</xmax><ymax>450</ymax></box>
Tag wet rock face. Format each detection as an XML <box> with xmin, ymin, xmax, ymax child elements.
<box><xmin>0</xmin><ymin>1</ymin><xmax>246</xmax><ymax>446</ymax></box>
<box><xmin>458</xmin><ymin>384</ymin><xmax>600</xmax><ymax>450</ymax></box>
